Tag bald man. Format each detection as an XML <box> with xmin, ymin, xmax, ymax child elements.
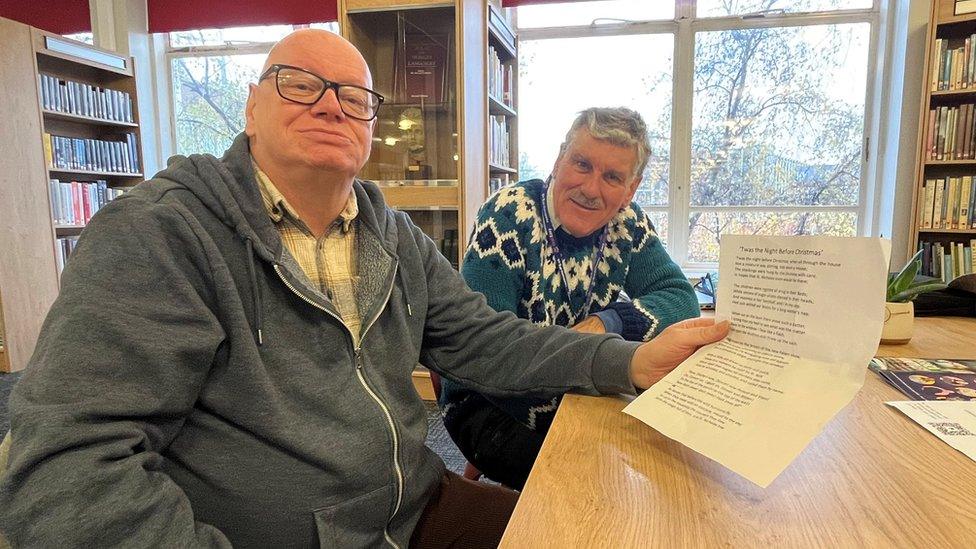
<box><xmin>0</xmin><ymin>30</ymin><xmax>727</xmax><ymax>548</ymax></box>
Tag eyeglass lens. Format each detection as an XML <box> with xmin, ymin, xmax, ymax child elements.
<box><xmin>276</xmin><ymin>67</ymin><xmax>379</xmax><ymax>119</ymax></box>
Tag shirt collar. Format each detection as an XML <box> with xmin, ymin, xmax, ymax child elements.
<box><xmin>253</xmin><ymin>160</ymin><xmax>358</xmax><ymax>233</ymax></box>
<box><xmin>545</xmin><ymin>181</ymin><xmax>563</xmax><ymax>231</ymax></box>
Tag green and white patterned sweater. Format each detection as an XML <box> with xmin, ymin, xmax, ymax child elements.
<box><xmin>439</xmin><ymin>179</ymin><xmax>698</xmax><ymax>432</ymax></box>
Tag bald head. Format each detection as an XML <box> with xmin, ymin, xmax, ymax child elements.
<box><xmin>262</xmin><ymin>29</ymin><xmax>373</xmax><ymax>88</ymax></box>
<box><xmin>245</xmin><ymin>28</ymin><xmax>376</xmax><ymax>187</ymax></box>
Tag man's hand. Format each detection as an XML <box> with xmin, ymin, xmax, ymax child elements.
<box><xmin>571</xmin><ymin>315</ymin><xmax>605</xmax><ymax>334</ymax></box>
<box><xmin>629</xmin><ymin>318</ymin><xmax>729</xmax><ymax>389</ymax></box>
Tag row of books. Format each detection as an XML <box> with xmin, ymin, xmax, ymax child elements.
<box><xmin>489</xmin><ymin>176</ymin><xmax>510</xmax><ymax>195</ymax></box>
<box><xmin>38</xmin><ymin>73</ymin><xmax>134</xmax><ymax>123</ymax></box>
<box><xmin>489</xmin><ymin>115</ymin><xmax>511</xmax><ymax>168</ymax></box>
<box><xmin>929</xmin><ymin>36</ymin><xmax>976</xmax><ymax>92</ymax></box>
<box><xmin>919</xmin><ymin>176</ymin><xmax>976</xmax><ymax>229</ymax></box>
<box><xmin>920</xmin><ymin>240</ymin><xmax>976</xmax><ymax>282</ymax></box>
<box><xmin>924</xmin><ymin>104</ymin><xmax>976</xmax><ymax>160</ymax></box>
<box><xmin>55</xmin><ymin>236</ymin><xmax>80</xmax><ymax>275</ymax></box>
<box><xmin>487</xmin><ymin>45</ymin><xmax>515</xmax><ymax>107</ymax></box>
<box><xmin>43</xmin><ymin>133</ymin><xmax>141</xmax><ymax>174</ymax></box>
<box><xmin>49</xmin><ymin>179</ymin><xmax>124</xmax><ymax>227</ymax></box>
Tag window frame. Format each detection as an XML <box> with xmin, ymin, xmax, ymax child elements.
<box><xmin>518</xmin><ymin>1</ymin><xmax>881</xmax><ymax>271</ymax></box>
<box><xmin>161</xmin><ymin>24</ymin><xmax>338</xmax><ymax>158</ymax></box>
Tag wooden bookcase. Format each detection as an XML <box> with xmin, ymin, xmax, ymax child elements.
<box><xmin>910</xmin><ymin>0</ymin><xmax>976</xmax><ymax>281</ymax></box>
<box><xmin>341</xmin><ymin>0</ymin><xmax>520</xmax><ymax>269</ymax></box>
<box><xmin>487</xmin><ymin>2</ymin><xmax>518</xmax><ymax>196</ymax></box>
<box><xmin>0</xmin><ymin>17</ymin><xmax>142</xmax><ymax>372</ymax></box>
<box><xmin>341</xmin><ymin>0</ymin><xmax>517</xmax><ymax>398</ymax></box>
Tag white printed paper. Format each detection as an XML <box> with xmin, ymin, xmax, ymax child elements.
<box><xmin>624</xmin><ymin>235</ymin><xmax>891</xmax><ymax>487</ymax></box>
<box><xmin>887</xmin><ymin>400</ymin><xmax>976</xmax><ymax>462</ymax></box>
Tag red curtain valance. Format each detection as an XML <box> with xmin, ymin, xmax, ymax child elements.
<box><xmin>0</xmin><ymin>0</ymin><xmax>90</xmax><ymax>35</ymax></box>
<box><xmin>147</xmin><ymin>0</ymin><xmax>338</xmax><ymax>34</ymax></box>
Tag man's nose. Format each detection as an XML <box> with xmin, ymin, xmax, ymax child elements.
<box><xmin>579</xmin><ymin>171</ymin><xmax>601</xmax><ymax>197</ymax></box>
<box><xmin>309</xmin><ymin>87</ymin><xmax>345</xmax><ymax>119</ymax></box>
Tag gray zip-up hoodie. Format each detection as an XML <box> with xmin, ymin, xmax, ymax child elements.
<box><xmin>0</xmin><ymin>134</ymin><xmax>639</xmax><ymax>548</ymax></box>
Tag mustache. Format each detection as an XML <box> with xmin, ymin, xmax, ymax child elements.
<box><xmin>568</xmin><ymin>191</ymin><xmax>603</xmax><ymax>210</ymax></box>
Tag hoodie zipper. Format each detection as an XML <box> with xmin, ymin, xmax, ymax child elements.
<box><xmin>273</xmin><ymin>263</ymin><xmax>404</xmax><ymax>549</ymax></box>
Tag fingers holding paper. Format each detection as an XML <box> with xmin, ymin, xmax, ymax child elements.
<box><xmin>629</xmin><ymin>318</ymin><xmax>730</xmax><ymax>389</ymax></box>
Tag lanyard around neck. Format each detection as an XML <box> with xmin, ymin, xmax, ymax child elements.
<box><xmin>539</xmin><ymin>179</ymin><xmax>609</xmax><ymax>325</ymax></box>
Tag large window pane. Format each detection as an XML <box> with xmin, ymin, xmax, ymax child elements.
<box><xmin>696</xmin><ymin>0</ymin><xmax>872</xmax><ymax>18</ymax></box>
<box><xmin>519</xmin><ymin>34</ymin><xmax>673</xmax><ymax>210</ymax></box>
<box><xmin>171</xmin><ymin>54</ymin><xmax>264</xmax><ymax>156</ymax></box>
<box><xmin>517</xmin><ymin>1</ymin><xmax>674</xmax><ymax>30</ymax></box>
<box><xmin>690</xmin><ymin>23</ymin><xmax>869</xmax><ymax>211</ymax></box>
<box><xmin>169</xmin><ymin>23</ymin><xmax>339</xmax><ymax>47</ymax></box>
<box><xmin>64</xmin><ymin>32</ymin><xmax>94</xmax><ymax>45</ymax></box>
<box><xmin>644</xmin><ymin>210</ymin><xmax>669</xmax><ymax>247</ymax></box>
<box><xmin>687</xmin><ymin>210</ymin><xmax>857</xmax><ymax>262</ymax></box>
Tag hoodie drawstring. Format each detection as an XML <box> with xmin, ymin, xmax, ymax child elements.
<box><xmin>396</xmin><ymin>262</ymin><xmax>412</xmax><ymax>316</ymax></box>
<box><xmin>244</xmin><ymin>238</ymin><xmax>264</xmax><ymax>345</ymax></box>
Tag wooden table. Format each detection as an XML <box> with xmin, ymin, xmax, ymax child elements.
<box><xmin>500</xmin><ymin>317</ymin><xmax>976</xmax><ymax>548</ymax></box>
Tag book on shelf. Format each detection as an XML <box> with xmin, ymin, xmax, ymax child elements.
<box><xmin>926</xmin><ymin>104</ymin><xmax>976</xmax><ymax>160</ymax></box>
<box><xmin>488</xmin><ymin>176</ymin><xmax>509</xmax><ymax>195</ymax></box>
<box><xmin>396</xmin><ymin>26</ymin><xmax>450</xmax><ymax>104</ymax></box>
<box><xmin>931</xmin><ymin>35</ymin><xmax>976</xmax><ymax>91</ymax></box>
<box><xmin>48</xmin><ymin>178</ymin><xmax>123</xmax><ymax>226</ymax></box>
<box><xmin>919</xmin><ymin>176</ymin><xmax>976</xmax><ymax>229</ymax></box>
<box><xmin>919</xmin><ymin>239</ymin><xmax>976</xmax><ymax>281</ymax></box>
<box><xmin>38</xmin><ymin>73</ymin><xmax>134</xmax><ymax>122</ymax></box>
<box><xmin>44</xmin><ymin>132</ymin><xmax>140</xmax><ymax>174</ymax></box>
<box><xmin>55</xmin><ymin>236</ymin><xmax>80</xmax><ymax>275</ymax></box>
<box><xmin>489</xmin><ymin>115</ymin><xmax>510</xmax><ymax>168</ymax></box>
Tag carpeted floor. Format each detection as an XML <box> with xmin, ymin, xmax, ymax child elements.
<box><xmin>0</xmin><ymin>372</ymin><xmax>466</xmax><ymax>475</ymax></box>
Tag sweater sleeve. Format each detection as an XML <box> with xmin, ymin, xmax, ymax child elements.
<box><xmin>619</xmin><ymin>206</ymin><xmax>700</xmax><ymax>341</ymax></box>
<box><xmin>412</xmin><ymin>219</ymin><xmax>639</xmax><ymax>400</ymax></box>
<box><xmin>0</xmin><ymin>197</ymin><xmax>231</xmax><ymax>547</ymax></box>
<box><xmin>459</xmin><ymin>197</ymin><xmax>523</xmax><ymax>315</ymax></box>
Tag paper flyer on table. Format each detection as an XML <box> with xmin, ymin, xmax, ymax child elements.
<box><xmin>624</xmin><ymin>235</ymin><xmax>891</xmax><ymax>487</ymax></box>
<box><xmin>887</xmin><ymin>401</ymin><xmax>976</xmax><ymax>462</ymax></box>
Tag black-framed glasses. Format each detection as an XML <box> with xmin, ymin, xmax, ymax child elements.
<box><xmin>259</xmin><ymin>64</ymin><xmax>384</xmax><ymax>121</ymax></box>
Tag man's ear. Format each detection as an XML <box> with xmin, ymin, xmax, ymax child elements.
<box><xmin>244</xmin><ymin>83</ymin><xmax>258</xmax><ymax>137</ymax></box>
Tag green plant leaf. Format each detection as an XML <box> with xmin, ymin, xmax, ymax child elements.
<box><xmin>887</xmin><ymin>250</ymin><xmax>924</xmax><ymax>301</ymax></box>
<box><xmin>888</xmin><ymin>281</ymin><xmax>947</xmax><ymax>303</ymax></box>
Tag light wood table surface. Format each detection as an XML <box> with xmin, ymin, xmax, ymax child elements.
<box><xmin>500</xmin><ymin>316</ymin><xmax>976</xmax><ymax>548</ymax></box>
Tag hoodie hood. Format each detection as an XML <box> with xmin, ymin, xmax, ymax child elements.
<box><xmin>149</xmin><ymin>133</ymin><xmax>400</xmax><ymax>265</ymax></box>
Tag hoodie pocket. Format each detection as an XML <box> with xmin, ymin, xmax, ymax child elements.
<box><xmin>313</xmin><ymin>484</ymin><xmax>394</xmax><ymax>548</ymax></box>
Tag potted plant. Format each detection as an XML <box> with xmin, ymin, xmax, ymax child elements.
<box><xmin>882</xmin><ymin>249</ymin><xmax>947</xmax><ymax>344</ymax></box>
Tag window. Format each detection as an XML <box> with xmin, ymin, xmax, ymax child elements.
<box><xmin>517</xmin><ymin>0</ymin><xmax>878</xmax><ymax>267</ymax></box>
<box><xmin>519</xmin><ymin>33</ymin><xmax>673</xmax><ymax>242</ymax></box>
<box><xmin>64</xmin><ymin>32</ymin><xmax>94</xmax><ymax>45</ymax></box>
<box><xmin>165</xmin><ymin>23</ymin><xmax>339</xmax><ymax>156</ymax></box>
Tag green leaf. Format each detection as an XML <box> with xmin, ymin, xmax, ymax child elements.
<box><xmin>888</xmin><ymin>281</ymin><xmax>947</xmax><ymax>303</ymax></box>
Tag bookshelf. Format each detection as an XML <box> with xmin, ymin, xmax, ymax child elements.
<box><xmin>487</xmin><ymin>2</ymin><xmax>518</xmax><ymax>196</ymax></box>
<box><xmin>0</xmin><ymin>17</ymin><xmax>142</xmax><ymax>372</ymax></box>
<box><xmin>342</xmin><ymin>0</ymin><xmax>509</xmax><ymax>269</ymax></box>
<box><xmin>910</xmin><ymin>0</ymin><xmax>976</xmax><ymax>283</ymax></box>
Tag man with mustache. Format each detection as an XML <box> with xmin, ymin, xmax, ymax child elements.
<box><xmin>439</xmin><ymin>107</ymin><xmax>699</xmax><ymax>490</ymax></box>
<box><xmin>0</xmin><ymin>32</ymin><xmax>724</xmax><ymax>548</ymax></box>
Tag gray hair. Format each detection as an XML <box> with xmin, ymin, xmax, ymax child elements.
<box><xmin>561</xmin><ymin>107</ymin><xmax>651</xmax><ymax>180</ymax></box>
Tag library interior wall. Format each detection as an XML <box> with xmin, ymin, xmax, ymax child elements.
<box><xmin>84</xmin><ymin>0</ymin><xmax>925</xmax><ymax>262</ymax></box>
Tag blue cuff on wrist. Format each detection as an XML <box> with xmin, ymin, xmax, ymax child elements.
<box><xmin>593</xmin><ymin>309</ymin><xmax>624</xmax><ymax>335</ymax></box>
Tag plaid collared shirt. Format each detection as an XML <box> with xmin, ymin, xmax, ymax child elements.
<box><xmin>254</xmin><ymin>165</ymin><xmax>362</xmax><ymax>345</ymax></box>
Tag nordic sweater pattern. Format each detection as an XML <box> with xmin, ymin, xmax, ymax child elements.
<box><xmin>441</xmin><ymin>179</ymin><xmax>698</xmax><ymax>431</ymax></box>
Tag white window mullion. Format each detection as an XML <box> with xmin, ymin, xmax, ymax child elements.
<box><xmin>669</xmin><ymin>15</ymin><xmax>695</xmax><ymax>266</ymax></box>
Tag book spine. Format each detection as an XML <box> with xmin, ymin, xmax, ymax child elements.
<box><xmin>960</xmin><ymin>175</ymin><xmax>972</xmax><ymax>229</ymax></box>
<box><xmin>934</xmin><ymin>177</ymin><xmax>946</xmax><ymax>229</ymax></box>
<box><xmin>923</xmin><ymin>179</ymin><xmax>935</xmax><ymax>229</ymax></box>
